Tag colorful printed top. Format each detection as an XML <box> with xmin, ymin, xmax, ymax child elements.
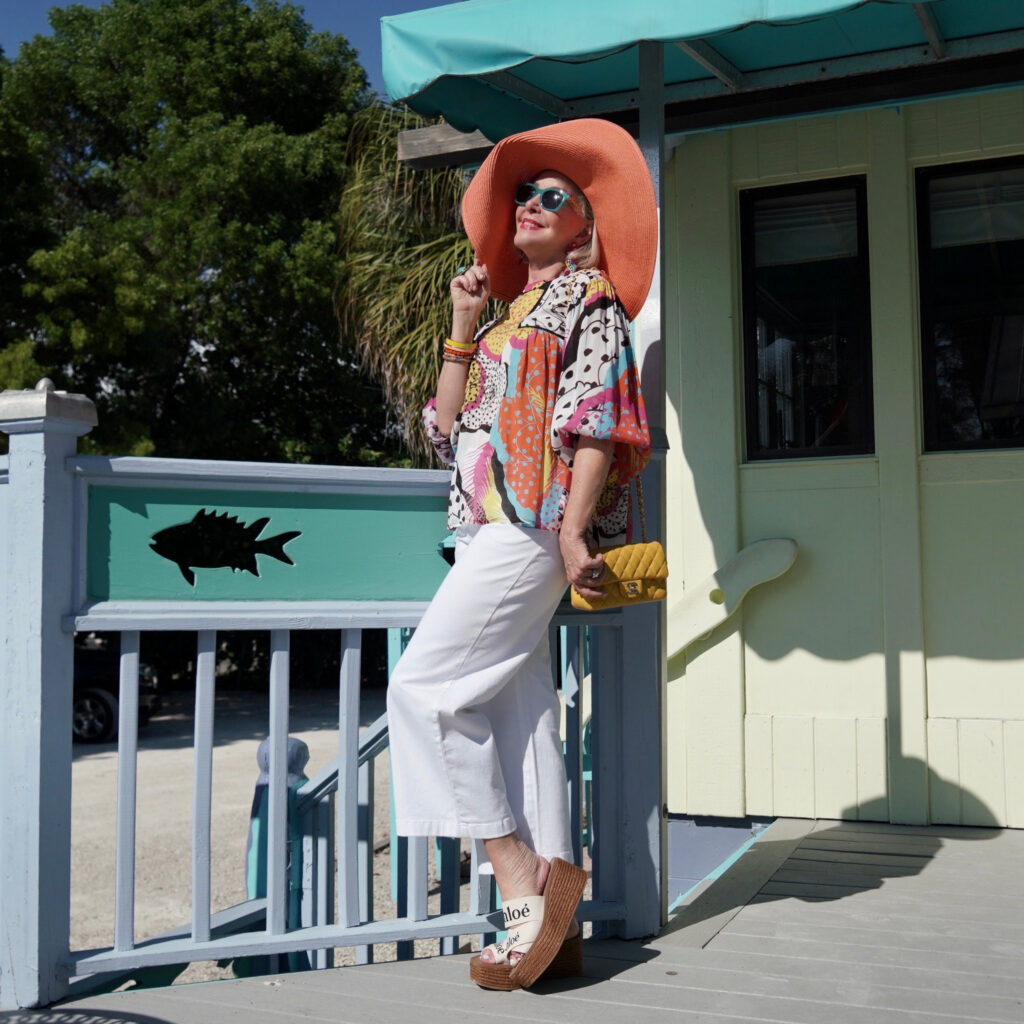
<box><xmin>423</xmin><ymin>268</ymin><xmax>650</xmax><ymax>546</ymax></box>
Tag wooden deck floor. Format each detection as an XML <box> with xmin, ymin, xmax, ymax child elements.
<box><xmin>8</xmin><ymin>819</ymin><xmax>1024</xmax><ymax>1024</ymax></box>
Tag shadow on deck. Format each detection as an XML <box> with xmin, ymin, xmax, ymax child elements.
<box><xmin>7</xmin><ymin>818</ymin><xmax>1023</xmax><ymax>1024</ymax></box>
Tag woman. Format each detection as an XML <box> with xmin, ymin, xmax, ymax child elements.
<box><xmin>386</xmin><ymin>118</ymin><xmax>657</xmax><ymax>990</ymax></box>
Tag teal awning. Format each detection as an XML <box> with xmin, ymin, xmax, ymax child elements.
<box><xmin>382</xmin><ymin>0</ymin><xmax>1024</xmax><ymax>140</ymax></box>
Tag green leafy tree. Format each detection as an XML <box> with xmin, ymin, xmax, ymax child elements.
<box><xmin>1</xmin><ymin>0</ymin><xmax>403</xmax><ymax>464</ymax></box>
<box><xmin>0</xmin><ymin>59</ymin><xmax>51</xmax><ymax>390</ymax></box>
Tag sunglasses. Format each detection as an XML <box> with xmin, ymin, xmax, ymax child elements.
<box><xmin>514</xmin><ymin>182</ymin><xmax>579</xmax><ymax>214</ymax></box>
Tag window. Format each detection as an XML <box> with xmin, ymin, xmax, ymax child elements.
<box><xmin>918</xmin><ymin>158</ymin><xmax>1024</xmax><ymax>451</ymax></box>
<box><xmin>740</xmin><ymin>178</ymin><xmax>874</xmax><ymax>460</ymax></box>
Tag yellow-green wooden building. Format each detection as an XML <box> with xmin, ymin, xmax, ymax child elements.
<box><xmin>665</xmin><ymin>95</ymin><xmax>1024</xmax><ymax>829</ymax></box>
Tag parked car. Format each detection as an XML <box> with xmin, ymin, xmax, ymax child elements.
<box><xmin>73</xmin><ymin>634</ymin><xmax>160</xmax><ymax>743</ymax></box>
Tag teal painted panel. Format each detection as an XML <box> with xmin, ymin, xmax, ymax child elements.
<box><xmin>87</xmin><ymin>486</ymin><xmax>450</xmax><ymax>602</ymax></box>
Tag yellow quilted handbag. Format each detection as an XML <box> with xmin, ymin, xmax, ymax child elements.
<box><xmin>570</xmin><ymin>480</ymin><xmax>668</xmax><ymax>611</ymax></box>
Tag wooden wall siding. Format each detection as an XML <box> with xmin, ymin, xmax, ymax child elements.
<box><xmin>665</xmin><ymin>89</ymin><xmax>1024</xmax><ymax>825</ymax></box>
<box><xmin>739</xmin><ymin>464</ymin><xmax>886</xmax><ymax>721</ymax></box>
<box><xmin>927</xmin><ymin>718</ymin><xmax>1024</xmax><ymax>827</ymax></box>
<box><xmin>1007</xmin><ymin>721</ymin><xmax>1024</xmax><ymax>827</ymax></box>
<box><xmin>920</xmin><ymin>467</ymin><xmax>1024</xmax><ymax>719</ymax></box>
<box><xmin>920</xmin><ymin>452</ymin><xmax>1024</xmax><ymax>825</ymax></box>
<box><xmin>865</xmin><ymin>108</ymin><xmax>931</xmax><ymax>824</ymax></box>
<box><xmin>907</xmin><ymin>89</ymin><xmax>1024</xmax><ymax>161</ymax></box>
<box><xmin>666</xmin><ymin>129</ymin><xmax>746</xmax><ymax>817</ymax></box>
<box><xmin>730</xmin><ymin>111</ymin><xmax>869</xmax><ymax>182</ymax></box>
<box><xmin>663</xmin><ymin>154</ymin><xmax>686</xmax><ymax>808</ymax></box>
<box><xmin>745</xmin><ymin>715</ymin><xmax>888</xmax><ymax>820</ymax></box>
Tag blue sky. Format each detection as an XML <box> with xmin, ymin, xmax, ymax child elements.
<box><xmin>0</xmin><ymin>0</ymin><xmax>454</xmax><ymax>97</ymax></box>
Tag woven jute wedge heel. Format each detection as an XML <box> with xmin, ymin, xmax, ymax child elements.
<box><xmin>508</xmin><ymin>858</ymin><xmax>587</xmax><ymax>989</ymax></box>
<box><xmin>469</xmin><ymin>858</ymin><xmax>588</xmax><ymax>990</ymax></box>
<box><xmin>469</xmin><ymin>933</ymin><xmax>583</xmax><ymax>990</ymax></box>
<box><xmin>536</xmin><ymin>933</ymin><xmax>583</xmax><ymax>979</ymax></box>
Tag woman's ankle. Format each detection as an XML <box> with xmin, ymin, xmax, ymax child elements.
<box><xmin>483</xmin><ymin>833</ymin><xmax>549</xmax><ymax>902</ymax></box>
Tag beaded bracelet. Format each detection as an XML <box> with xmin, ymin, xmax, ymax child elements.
<box><xmin>442</xmin><ymin>336</ymin><xmax>478</xmax><ymax>364</ymax></box>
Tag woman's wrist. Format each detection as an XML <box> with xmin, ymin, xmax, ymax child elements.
<box><xmin>450</xmin><ymin>312</ymin><xmax>479</xmax><ymax>343</ymax></box>
<box><xmin>559</xmin><ymin>521</ymin><xmax>592</xmax><ymax>542</ymax></box>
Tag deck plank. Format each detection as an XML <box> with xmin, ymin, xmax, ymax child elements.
<box><xmin>581</xmin><ymin>942</ymin><xmax>1024</xmax><ymax>999</ymax></box>
<box><xmin>574</xmin><ymin>953</ymin><xmax>1024</xmax><ymax>1021</ymax></box>
<box><xmin>710</xmin><ymin>929</ymin><xmax>1023</xmax><ymax>976</ymax></box>
<box><xmin>739</xmin><ymin>898</ymin><xmax>1024</xmax><ymax>940</ymax></box>
<box><xmin>786</xmin><ymin>848</ymin><xmax>1022</xmax><ymax>885</ymax></box>
<box><xmin>758</xmin><ymin>878</ymin><xmax>1015</xmax><ymax>907</ymax></box>
<box><xmin>12</xmin><ymin>819</ymin><xmax>1024</xmax><ymax>1024</ymax></box>
<box><xmin>725</xmin><ymin>915</ymin><xmax>1024</xmax><ymax>957</ymax></box>
<box><xmin>748</xmin><ymin>886</ymin><xmax>1024</xmax><ymax>919</ymax></box>
<box><xmin>808</xmin><ymin>820</ymin><xmax>1004</xmax><ymax>839</ymax></box>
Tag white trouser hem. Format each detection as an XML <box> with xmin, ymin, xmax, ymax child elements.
<box><xmin>395</xmin><ymin>816</ymin><xmax>518</xmax><ymax>839</ymax></box>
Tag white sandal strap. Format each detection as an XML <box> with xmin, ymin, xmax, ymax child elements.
<box><xmin>481</xmin><ymin>894</ymin><xmax>544</xmax><ymax>965</ymax></box>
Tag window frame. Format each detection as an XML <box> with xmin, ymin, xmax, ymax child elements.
<box><xmin>739</xmin><ymin>174</ymin><xmax>875</xmax><ymax>462</ymax></box>
<box><xmin>916</xmin><ymin>153</ymin><xmax>1024</xmax><ymax>453</ymax></box>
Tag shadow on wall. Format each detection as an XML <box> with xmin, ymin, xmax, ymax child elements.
<box><xmin>670</xmin><ymin>531</ymin><xmax>1022</xmax><ymax>826</ymax></box>
<box><xmin>679</xmin><ymin>424</ymin><xmax>1024</xmax><ymax>667</ymax></box>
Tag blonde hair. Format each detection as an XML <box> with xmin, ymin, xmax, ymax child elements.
<box><xmin>568</xmin><ymin>218</ymin><xmax>600</xmax><ymax>270</ymax></box>
<box><xmin>564</xmin><ymin>181</ymin><xmax>599</xmax><ymax>270</ymax></box>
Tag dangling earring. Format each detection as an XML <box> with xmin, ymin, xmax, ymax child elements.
<box><xmin>564</xmin><ymin>250</ymin><xmax>578</xmax><ymax>273</ymax></box>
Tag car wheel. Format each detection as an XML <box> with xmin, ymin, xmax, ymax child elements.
<box><xmin>73</xmin><ymin>688</ymin><xmax>119</xmax><ymax>743</ymax></box>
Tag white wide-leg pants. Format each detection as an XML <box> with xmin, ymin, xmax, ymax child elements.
<box><xmin>387</xmin><ymin>523</ymin><xmax>573</xmax><ymax>864</ymax></box>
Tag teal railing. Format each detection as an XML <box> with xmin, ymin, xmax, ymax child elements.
<box><xmin>0</xmin><ymin>382</ymin><xmax>662</xmax><ymax>1010</ymax></box>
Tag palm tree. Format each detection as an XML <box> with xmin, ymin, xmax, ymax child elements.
<box><xmin>337</xmin><ymin>105</ymin><xmax>494</xmax><ymax>464</ymax></box>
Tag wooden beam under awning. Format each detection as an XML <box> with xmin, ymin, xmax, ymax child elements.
<box><xmin>913</xmin><ymin>1</ymin><xmax>946</xmax><ymax>59</ymax></box>
<box><xmin>396</xmin><ymin>123</ymin><xmax>493</xmax><ymax>170</ymax></box>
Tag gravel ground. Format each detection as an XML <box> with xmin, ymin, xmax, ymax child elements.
<box><xmin>70</xmin><ymin>687</ymin><xmax>486</xmax><ymax>988</ymax></box>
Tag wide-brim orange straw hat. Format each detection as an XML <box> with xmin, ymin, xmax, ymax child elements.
<box><xmin>461</xmin><ymin>118</ymin><xmax>658</xmax><ymax>322</ymax></box>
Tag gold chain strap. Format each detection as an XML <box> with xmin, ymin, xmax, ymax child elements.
<box><xmin>636</xmin><ymin>476</ymin><xmax>648</xmax><ymax>544</ymax></box>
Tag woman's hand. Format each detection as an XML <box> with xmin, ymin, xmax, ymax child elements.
<box><xmin>434</xmin><ymin>260</ymin><xmax>490</xmax><ymax>436</ymax></box>
<box><xmin>559</xmin><ymin>437</ymin><xmax>615</xmax><ymax>597</ymax></box>
<box><xmin>450</xmin><ymin>261</ymin><xmax>490</xmax><ymax>337</ymax></box>
<box><xmin>560</xmin><ymin>529</ymin><xmax>606</xmax><ymax>599</ymax></box>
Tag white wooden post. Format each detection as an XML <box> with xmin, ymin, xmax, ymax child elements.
<box><xmin>0</xmin><ymin>379</ymin><xmax>96</xmax><ymax>1009</ymax></box>
<box><xmin>606</xmin><ymin>40</ymin><xmax>666</xmax><ymax>939</ymax></box>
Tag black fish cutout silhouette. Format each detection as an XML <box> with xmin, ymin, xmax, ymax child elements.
<box><xmin>150</xmin><ymin>510</ymin><xmax>301</xmax><ymax>586</ymax></box>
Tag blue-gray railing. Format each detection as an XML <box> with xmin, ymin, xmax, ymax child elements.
<box><xmin>0</xmin><ymin>381</ymin><xmax>662</xmax><ymax>1010</ymax></box>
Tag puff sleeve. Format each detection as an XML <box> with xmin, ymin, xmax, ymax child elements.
<box><xmin>422</xmin><ymin>398</ymin><xmax>456</xmax><ymax>467</ymax></box>
<box><xmin>551</xmin><ymin>273</ymin><xmax>650</xmax><ymax>484</ymax></box>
